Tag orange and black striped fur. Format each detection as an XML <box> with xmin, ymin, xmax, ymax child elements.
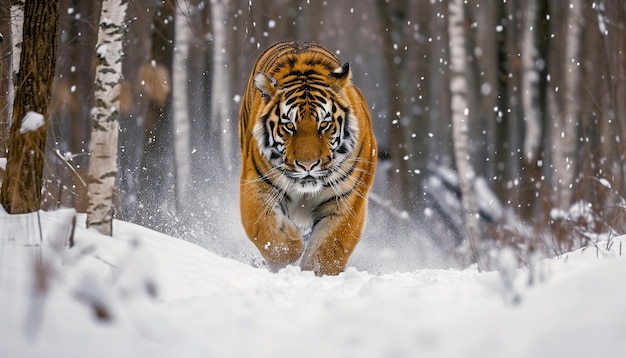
<box><xmin>238</xmin><ymin>41</ymin><xmax>377</xmax><ymax>275</ymax></box>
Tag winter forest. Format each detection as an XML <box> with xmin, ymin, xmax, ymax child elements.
<box><xmin>2</xmin><ymin>1</ymin><xmax>626</xmax><ymax>356</ymax></box>
<box><xmin>2</xmin><ymin>0</ymin><xmax>626</xmax><ymax>269</ymax></box>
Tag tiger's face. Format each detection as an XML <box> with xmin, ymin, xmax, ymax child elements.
<box><xmin>252</xmin><ymin>64</ymin><xmax>358</xmax><ymax>193</ymax></box>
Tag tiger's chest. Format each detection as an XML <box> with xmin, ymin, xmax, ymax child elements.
<box><xmin>280</xmin><ymin>192</ymin><xmax>327</xmax><ymax>237</ymax></box>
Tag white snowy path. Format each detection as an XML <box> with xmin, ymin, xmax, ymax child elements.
<box><xmin>1</xmin><ymin>210</ymin><xmax>625</xmax><ymax>358</ymax></box>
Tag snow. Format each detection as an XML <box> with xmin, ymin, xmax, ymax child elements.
<box><xmin>1</xmin><ymin>209</ymin><xmax>626</xmax><ymax>358</ymax></box>
<box><xmin>96</xmin><ymin>44</ymin><xmax>108</xmax><ymax>59</ymax></box>
<box><xmin>19</xmin><ymin>111</ymin><xmax>45</xmax><ymax>134</ymax></box>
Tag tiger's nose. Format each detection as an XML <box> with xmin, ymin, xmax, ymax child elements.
<box><xmin>295</xmin><ymin>159</ymin><xmax>320</xmax><ymax>171</ymax></box>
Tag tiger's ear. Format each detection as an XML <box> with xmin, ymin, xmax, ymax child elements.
<box><xmin>254</xmin><ymin>72</ymin><xmax>277</xmax><ymax>101</ymax></box>
<box><xmin>328</xmin><ymin>62</ymin><xmax>351</xmax><ymax>92</ymax></box>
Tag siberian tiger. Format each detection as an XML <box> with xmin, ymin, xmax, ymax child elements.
<box><xmin>238</xmin><ymin>41</ymin><xmax>377</xmax><ymax>276</ymax></box>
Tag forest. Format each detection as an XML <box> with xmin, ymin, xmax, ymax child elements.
<box><xmin>1</xmin><ymin>0</ymin><xmax>625</xmax><ymax>270</ymax></box>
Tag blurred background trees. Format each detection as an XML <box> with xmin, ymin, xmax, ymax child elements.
<box><xmin>1</xmin><ymin>0</ymin><xmax>625</xmax><ymax>269</ymax></box>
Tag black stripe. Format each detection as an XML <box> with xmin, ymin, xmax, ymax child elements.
<box><xmin>312</xmin><ymin>213</ymin><xmax>338</xmax><ymax>228</ymax></box>
<box><xmin>324</xmin><ymin>142</ymin><xmax>364</xmax><ymax>187</ymax></box>
<box><xmin>320</xmin><ymin>143</ymin><xmax>367</xmax><ymax>205</ymax></box>
<box><xmin>251</xmin><ymin>153</ymin><xmax>285</xmax><ymax>197</ymax></box>
<box><xmin>320</xmin><ymin>168</ymin><xmax>365</xmax><ymax>206</ymax></box>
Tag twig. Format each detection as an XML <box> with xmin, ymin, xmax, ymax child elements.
<box><xmin>46</xmin><ymin>143</ymin><xmax>88</xmax><ymax>189</ymax></box>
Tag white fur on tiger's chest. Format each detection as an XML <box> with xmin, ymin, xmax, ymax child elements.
<box><xmin>283</xmin><ymin>192</ymin><xmax>322</xmax><ymax>237</ymax></box>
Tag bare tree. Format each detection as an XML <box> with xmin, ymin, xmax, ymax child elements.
<box><xmin>173</xmin><ymin>0</ymin><xmax>193</xmax><ymax>207</ymax></box>
<box><xmin>135</xmin><ymin>0</ymin><xmax>176</xmax><ymax>230</ymax></box>
<box><xmin>597</xmin><ymin>0</ymin><xmax>626</xmax><ymax>196</ymax></box>
<box><xmin>552</xmin><ymin>0</ymin><xmax>582</xmax><ymax>212</ymax></box>
<box><xmin>521</xmin><ymin>0</ymin><xmax>541</xmax><ymax>164</ymax></box>
<box><xmin>375</xmin><ymin>0</ymin><xmax>411</xmax><ymax>211</ymax></box>
<box><xmin>86</xmin><ymin>0</ymin><xmax>128</xmax><ymax>235</ymax></box>
<box><xmin>517</xmin><ymin>0</ymin><xmax>545</xmax><ymax>220</ymax></box>
<box><xmin>1</xmin><ymin>0</ymin><xmax>59</xmax><ymax>214</ymax></box>
<box><xmin>447</xmin><ymin>0</ymin><xmax>482</xmax><ymax>269</ymax></box>
<box><xmin>210</xmin><ymin>0</ymin><xmax>234</xmax><ymax>171</ymax></box>
<box><xmin>0</xmin><ymin>0</ymin><xmax>22</xmax><ymax>154</ymax></box>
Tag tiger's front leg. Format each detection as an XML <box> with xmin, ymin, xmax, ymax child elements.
<box><xmin>240</xmin><ymin>186</ymin><xmax>304</xmax><ymax>271</ymax></box>
<box><xmin>300</xmin><ymin>200</ymin><xmax>368</xmax><ymax>276</ymax></box>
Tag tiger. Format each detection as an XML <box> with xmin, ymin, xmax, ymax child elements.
<box><xmin>238</xmin><ymin>41</ymin><xmax>377</xmax><ymax>276</ymax></box>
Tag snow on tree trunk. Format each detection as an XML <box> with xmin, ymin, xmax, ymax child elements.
<box><xmin>173</xmin><ymin>0</ymin><xmax>193</xmax><ymax>207</ymax></box>
<box><xmin>210</xmin><ymin>0</ymin><xmax>233</xmax><ymax>171</ymax></box>
<box><xmin>447</xmin><ymin>0</ymin><xmax>483</xmax><ymax>270</ymax></box>
<box><xmin>521</xmin><ymin>0</ymin><xmax>541</xmax><ymax>163</ymax></box>
<box><xmin>552</xmin><ymin>0</ymin><xmax>581</xmax><ymax>211</ymax></box>
<box><xmin>86</xmin><ymin>0</ymin><xmax>127</xmax><ymax>236</ymax></box>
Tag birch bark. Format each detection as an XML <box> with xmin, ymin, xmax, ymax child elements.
<box><xmin>86</xmin><ymin>0</ymin><xmax>128</xmax><ymax>235</ymax></box>
<box><xmin>0</xmin><ymin>0</ymin><xmax>24</xmax><ymax>153</ymax></box>
<box><xmin>448</xmin><ymin>0</ymin><xmax>482</xmax><ymax>269</ymax></box>
<box><xmin>210</xmin><ymin>0</ymin><xmax>233</xmax><ymax>170</ymax></box>
<box><xmin>173</xmin><ymin>0</ymin><xmax>193</xmax><ymax>206</ymax></box>
<box><xmin>521</xmin><ymin>0</ymin><xmax>541</xmax><ymax>163</ymax></box>
<box><xmin>9</xmin><ymin>0</ymin><xmax>23</xmax><ymax>86</ymax></box>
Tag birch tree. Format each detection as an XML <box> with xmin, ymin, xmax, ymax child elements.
<box><xmin>86</xmin><ymin>0</ymin><xmax>128</xmax><ymax>235</ymax></box>
<box><xmin>0</xmin><ymin>0</ymin><xmax>23</xmax><ymax>153</ymax></box>
<box><xmin>210</xmin><ymin>0</ymin><xmax>233</xmax><ymax>171</ymax></box>
<box><xmin>518</xmin><ymin>0</ymin><xmax>544</xmax><ymax>219</ymax></box>
<box><xmin>1</xmin><ymin>0</ymin><xmax>58</xmax><ymax>214</ymax></box>
<box><xmin>173</xmin><ymin>0</ymin><xmax>193</xmax><ymax>207</ymax></box>
<box><xmin>521</xmin><ymin>0</ymin><xmax>541</xmax><ymax>164</ymax></box>
<box><xmin>447</xmin><ymin>0</ymin><xmax>482</xmax><ymax>269</ymax></box>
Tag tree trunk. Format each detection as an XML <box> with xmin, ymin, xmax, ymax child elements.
<box><xmin>210</xmin><ymin>0</ymin><xmax>233</xmax><ymax>171</ymax></box>
<box><xmin>598</xmin><ymin>0</ymin><xmax>626</xmax><ymax>197</ymax></box>
<box><xmin>447</xmin><ymin>0</ymin><xmax>482</xmax><ymax>270</ymax></box>
<box><xmin>1</xmin><ymin>0</ymin><xmax>59</xmax><ymax>214</ymax></box>
<box><xmin>9</xmin><ymin>0</ymin><xmax>23</xmax><ymax>90</ymax></box>
<box><xmin>173</xmin><ymin>0</ymin><xmax>193</xmax><ymax>208</ymax></box>
<box><xmin>521</xmin><ymin>0</ymin><xmax>541</xmax><ymax>164</ymax></box>
<box><xmin>135</xmin><ymin>0</ymin><xmax>175</xmax><ymax>231</ymax></box>
<box><xmin>519</xmin><ymin>0</ymin><xmax>544</xmax><ymax>219</ymax></box>
<box><xmin>552</xmin><ymin>0</ymin><xmax>582</xmax><ymax>211</ymax></box>
<box><xmin>375</xmin><ymin>0</ymin><xmax>411</xmax><ymax>212</ymax></box>
<box><xmin>86</xmin><ymin>0</ymin><xmax>128</xmax><ymax>235</ymax></box>
<box><xmin>0</xmin><ymin>0</ymin><xmax>18</xmax><ymax>154</ymax></box>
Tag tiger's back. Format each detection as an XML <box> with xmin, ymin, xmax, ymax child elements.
<box><xmin>238</xmin><ymin>41</ymin><xmax>377</xmax><ymax>275</ymax></box>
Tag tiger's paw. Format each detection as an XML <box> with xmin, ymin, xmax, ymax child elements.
<box><xmin>301</xmin><ymin>251</ymin><xmax>347</xmax><ymax>276</ymax></box>
<box><xmin>259</xmin><ymin>236</ymin><xmax>304</xmax><ymax>271</ymax></box>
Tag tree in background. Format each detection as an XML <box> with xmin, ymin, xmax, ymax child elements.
<box><xmin>172</xmin><ymin>0</ymin><xmax>194</xmax><ymax>209</ymax></box>
<box><xmin>1</xmin><ymin>0</ymin><xmax>59</xmax><ymax>214</ymax></box>
<box><xmin>552</xmin><ymin>0</ymin><xmax>582</xmax><ymax>213</ymax></box>
<box><xmin>86</xmin><ymin>0</ymin><xmax>128</xmax><ymax>236</ymax></box>
<box><xmin>1</xmin><ymin>0</ymin><xmax>624</xmax><ymax>267</ymax></box>
<box><xmin>0</xmin><ymin>0</ymin><xmax>21</xmax><ymax>155</ymax></box>
<box><xmin>210</xmin><ymin>0</ymin><xmax>234</xmax><ymax>172</ymax></box>
<box><xmin>447</xmin><ymin>0</ymin><xmax>482</xmax><ymax>269</ymax></box>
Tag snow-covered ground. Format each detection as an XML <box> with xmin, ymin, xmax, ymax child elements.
<box><xmin>1</xmin><ymin>209</ymin><xmax>625</xmax><ymax>358</ymax></box>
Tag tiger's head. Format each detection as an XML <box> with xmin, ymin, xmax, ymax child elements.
<box><xmin>252</xmin><ymin>61</ymin><xmax>359</xmax><ymax>193</ymax></box>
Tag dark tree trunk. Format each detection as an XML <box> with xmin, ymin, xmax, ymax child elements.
<box><xmin>0</xmin><ymin>1</ymin><xmax>11</xmax><ymax>154</ymax></box>
<box><xmin>1</xmin><ymin>0</ymin><xmax>59</xmax><ymax>214</ymax></box>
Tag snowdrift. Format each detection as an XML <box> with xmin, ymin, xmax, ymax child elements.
<box><xmin>1</xmin><ymin>209</ymin><xmax>625</xmax><ymax>358</ymax></box>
